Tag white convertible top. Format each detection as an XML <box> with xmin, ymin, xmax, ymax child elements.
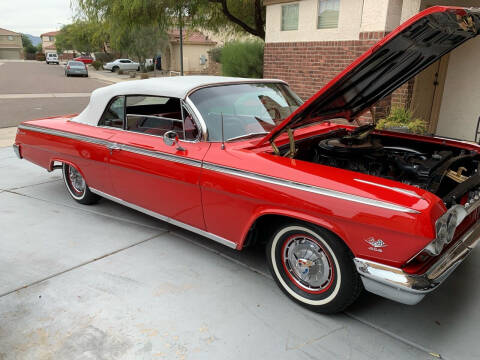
<box><xmin>71</xmin><ymin>75</ymin><xmax>286</xmax><ymax>126</ymax></box>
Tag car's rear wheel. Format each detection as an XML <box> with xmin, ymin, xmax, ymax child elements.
<box><xmin>266</xmin><ymin>223</ymin><xmax>362</xmax><ymax>314</ymax></box>
<box><xmin>62</xmin><ymin>164</ymin><xmax>100</xmax><ymax>205</ymax></box>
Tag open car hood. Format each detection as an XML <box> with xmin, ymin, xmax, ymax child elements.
<box><xmin>256</xmin><ymin>6</ymin><xmax>480</xmax><ymax>147</ymax></box>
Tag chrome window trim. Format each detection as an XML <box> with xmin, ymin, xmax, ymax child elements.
<box><xmin>126</xmin><ymin>113</ymin><xmax>184</xmax><ymax>123</ymax></box>
<box><xmin>89</xmin><ymin>188</ymin><xmax>237</xmax><ymax>249</ymax></box>
<box><xmin>19</xmin><ymin>124</ymin><xmax>419</xmax><ymax>213</ymax></box>
<box><xmin>184</xmin><ymin>97</ymin><xmax>208</xmax><ymax>141</ymax></box>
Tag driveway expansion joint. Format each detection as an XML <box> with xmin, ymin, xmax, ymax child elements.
<box><xmin>0</xmin><ymin>232</ymin><xmax>167</xmax><ymax>299</ymax></box>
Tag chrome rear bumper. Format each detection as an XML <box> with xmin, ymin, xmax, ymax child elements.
<box><xmin>354</xmin><ymin>220</ymin><xmax>480</xmax><ymax>305</ymax></box>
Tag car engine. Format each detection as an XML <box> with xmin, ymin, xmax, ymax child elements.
<box><xmin>290</xmin><ymin>124</ymin><xmax>480</xmax><ymax>205</ymax></box>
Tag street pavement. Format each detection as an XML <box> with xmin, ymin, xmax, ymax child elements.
<box><xmin>0</xmin><ymin>61</ymin><xmax>109</xmax><ymax>128</ymax></box>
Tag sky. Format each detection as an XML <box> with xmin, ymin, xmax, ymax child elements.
<box><xmin>0</xmin><ymin>0</ymin><xmax>74</xmax><ymax>36</ymax></box>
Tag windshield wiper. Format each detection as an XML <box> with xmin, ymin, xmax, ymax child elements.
<box><xmin>227</xmin><ymin>132</ymin><xmax>268</xmax><ymax>142</ymax></box>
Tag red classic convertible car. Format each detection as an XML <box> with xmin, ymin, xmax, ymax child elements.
<box><xmin>13</xmin><ymin>6</ymin><xmax>480</xmax><ymax>313</ymax></box>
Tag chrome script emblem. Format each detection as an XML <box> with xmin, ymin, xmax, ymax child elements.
<box><xmin>365</xmin><ymin>237</ymin><xmax>387</xmax><ymax>253</ymax></box>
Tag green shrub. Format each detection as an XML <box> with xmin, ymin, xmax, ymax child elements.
<box><xmin>221</xmin><ymin>40</ymin><xmax>264</xmax><ymax>78</ymax></box>
<box><xmin>208</xmin><ymin>46</ymin><xmax>223</xmax><ymax>63</ymax></box>
<box><xmin>147</xmin><ymin>64</ymin><xmax>154</xmax><ymax>72</ymax></box>
<box><xmin>91</xmin><ymin>60</ymin><xmax>103</xmax><ymax>70</ymax></box>
<box><xmin>94</xmin><ymin>52</ymin><xmax>114</xmax><ymax>63</ymax></box>
<box><xmin>376</xmin><ymin>107</ymin><xmax>427</xmax><ymax>134</ymax></box>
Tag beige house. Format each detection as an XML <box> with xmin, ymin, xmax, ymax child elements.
<box><xmin>40</xmin><ymin>31</ymin><xmax>59</xmax><ymax>55</ymax></box>
<box><xmin>162</xmin><ymin>30</ymin><xmax>217</xmax><ymax>74</ymax></box>
<box><xmin>0</xmin><ymin>28</ymin><xmax>23</xmax><ymax>59</ymax></box>
<box><xmin>264</xmin><ymin>0</ymin><xmax>480</xmax><ymax>142</ymax></box>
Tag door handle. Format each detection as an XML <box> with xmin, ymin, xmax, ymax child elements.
<box><xmin>107</xmin><ymin>143</ymin><xmax>121</xmax><ymax>154</ymax></box>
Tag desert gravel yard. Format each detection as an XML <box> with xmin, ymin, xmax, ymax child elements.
<box><xmin>0</xmin><ymin>146</ymin><xmax>479</xmax><ymax>359</ymax></box>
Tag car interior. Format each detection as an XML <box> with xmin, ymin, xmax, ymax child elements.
<box><xmin>98</xmin><ymin>95</ymin><xmax>199</xmax><ymax>141</ymax></box>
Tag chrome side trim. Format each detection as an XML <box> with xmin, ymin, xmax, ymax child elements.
<box><xmin>354</xmin><ymin>178</ymin><xmax>423</xmax><ymax>199</ymax></box>
<box><xmin>120</xmin><ymin>144</ymin><xmax>202</xmax><ymax>168</ymax></box>
<box><xmin>20</xmin><ymin>123</ymin><xmax>419</xmax><ymax>213</ymax></box>
<box><xmin>18</xmin><ymin>124</ymin><xmax>202</xmax><ymax>168</ymax></box>
<box><xmin>89</xmin><ymin>188</ymin><xmax>237</xmax><ymax>249</ymax></box>
<box><xmin>18</xmin><ymin>124</ymin><xmax>110</xmax><ymax>147</ymax></box>
<box><xmin>354</xmin><ymin>219</ymin><xmax>480</xmax><ymax>305</ymax></box>
<box><xmin>203</xmin><ymin>163</ymin><xmax>420</xmax><ymax>214</ymax></box>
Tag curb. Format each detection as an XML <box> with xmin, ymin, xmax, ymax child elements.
<box><xmin>88</xmin><ymin>70</ymin><xmax>131</xmax><ymax>84</ymax></box>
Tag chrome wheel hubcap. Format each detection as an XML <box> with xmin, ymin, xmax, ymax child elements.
<box><xmin>68</xmin><ymin>166</ymin><xmax>85</xmax><ymax>194</ymax></box>
<box><xmin>283</xmin><ymin>236</ymin><xmax>333</xmax><ymax>292</ymax></box>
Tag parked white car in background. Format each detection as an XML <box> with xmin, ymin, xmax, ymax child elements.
<box><xmin>103</xmin><ymin>59</ymin><xmax>140</xmax><ymax>72</ymax></box>
<box><xmin>45</xmin><ymin>53</ymin><xmax>59</xmax><ymax>65</ymax></box>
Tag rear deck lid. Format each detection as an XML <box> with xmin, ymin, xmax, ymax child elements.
<box><xmin>256</xmin><ymin>6</ymin><xmax>480</xmax><ymax>147</ymax></box>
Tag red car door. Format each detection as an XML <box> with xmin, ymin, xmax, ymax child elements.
<box><xmin>106</xmin><ymin>95</ymin><xmax>209</xmax><ymax>230</ymax></box>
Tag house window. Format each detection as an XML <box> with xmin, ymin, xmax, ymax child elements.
<box><xmin>317</xmin><ymin>0</ymin><xmax>340</xmax><ymax>29</ymax></box>
<box><xmin>7</xmin><ymin>35</ymin><xmax>13</xmax><ymax>41</ymax></box>
<box><xmin>281</xmin><ymin>3</ymin><xmax>299</xmax><ymax>31</ymax></box>
<box><xmin>49</xmin><ymin>36</ymin><xmax>55</xmax><ymax>41</ymax></box>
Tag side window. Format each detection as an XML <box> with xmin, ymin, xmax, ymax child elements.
<box><xmin>125</xmin><ymin>95</ymin><xmax>199</xmax><ymax>140</ymax></box>
<box><xmin>98</xmin><ymin>96</ymin><xmax>125</xmax><ymax>128</ymax></box>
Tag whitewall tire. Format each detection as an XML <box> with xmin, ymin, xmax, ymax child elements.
<box><xmin>266</xmin><ymin>223</ymin><xmax>362</xmax><ymax>313</ymax></box>
<box><xmin>62</xmin><ymin>164</ymin><xmax>100</xmax><ymax>205</ymax></box>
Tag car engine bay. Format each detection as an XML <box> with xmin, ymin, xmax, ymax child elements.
<box><xmin>280</xmin><ymin>125</ymin><xmax>480</xmax><ymax>207</ymax></box>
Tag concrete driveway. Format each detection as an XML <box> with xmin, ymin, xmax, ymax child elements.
<box><xmin>2</xmin><ymin>146</ymin><xmax>479</xmax><ymax>359</ymax></box>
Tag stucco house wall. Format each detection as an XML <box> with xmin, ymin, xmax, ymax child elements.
<box><xmin>264</xmin><ymin>0</ymin><xmax>480</xmax><ymax>140</ymax></box>
<box><xmin>0</xmin><ymin>28</ymin><xmax>23</xmax><ymax>59</ymax></box>
<box><xmin>40</xmin><ymin>31</ymin><xmax>59</xmax><ymax>54</ymax></box>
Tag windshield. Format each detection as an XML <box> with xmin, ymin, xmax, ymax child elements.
<box><xmin>189</xmin><ymin>83</ymin><xmax>303</xmax><ymax>141</ymax></box>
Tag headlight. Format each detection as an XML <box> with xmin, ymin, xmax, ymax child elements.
<box><xmin>424</xmin><ymin>205</ymin><xmax>467</xmax><ymax>256</ymax></box>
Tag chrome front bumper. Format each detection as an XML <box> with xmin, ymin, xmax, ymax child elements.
<box><xmin>354</xmin><ymin>220</ymin><xmax>480</xmax><ymax>305</ymax></box>
<box><xmin>12</xmin><ymin>144</ymin><xmax>21</xmax><ymax>159</ymax></box>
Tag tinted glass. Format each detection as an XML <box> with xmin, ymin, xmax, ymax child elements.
<box><xmin>189</xmin><ymin>83</ymin><xmax>302</xmax><ymax>141</ymax></box>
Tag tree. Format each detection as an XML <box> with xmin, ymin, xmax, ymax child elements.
<box><xmin>56</xmin><ymin>21</ymin><xmax>107</xmax><ymax>54</ymax></box>
<box><xmin>74</xmin><ymin>0</ymin><xmax>266</xmax><ymax>40</ymax></box>
<box><xmin>21</xmin><ymin>34</ymin><xmax>37</xmax><ymax>55</ymax></box>
<box><xmin>109</xmin><ymin>23</ymin><xmax>168</xmax><ymax>69</ymax></box>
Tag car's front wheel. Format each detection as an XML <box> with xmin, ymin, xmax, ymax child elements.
<box><xmin>266</xmin><ymin>223</ymin><xmax>362</xmax><ymax>314</ymax></box>
<box><xmin>112</xmin><ymin>66</ymin><xmax>119</xmax><ymax>73</ymax></box>
<box><xmin>62</xmin><ymin>163</ymin><xmax>100</xmax><ymax>205</ymax></box>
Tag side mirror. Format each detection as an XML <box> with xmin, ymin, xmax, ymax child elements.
<box><xmin>163</xmin><ymin>130</ymin><xmax>185</xmax><ymax>151</ymax></box>
<box><xmin>163</xmin><ymin>130</ymin><xmax>179</xmax><ymax>146</ymax></box>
